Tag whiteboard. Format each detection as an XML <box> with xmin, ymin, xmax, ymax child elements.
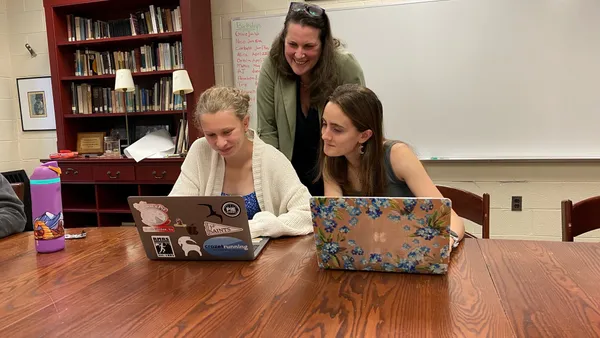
<box><xmin>231</xmin><ymin>0</ymin><xmax>600</xmax><ymax>160</ymax></box>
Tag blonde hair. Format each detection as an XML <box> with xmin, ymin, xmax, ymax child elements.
<box><xmin>194</xmin><ymin>86</ymin><xmax>250</xmax><ymax>127</ymax></box>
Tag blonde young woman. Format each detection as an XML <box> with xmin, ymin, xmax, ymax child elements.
<box><xmin>170</xmin><ymin>86</ymin><xmax>313</xmax><ymax>238</ymax></box>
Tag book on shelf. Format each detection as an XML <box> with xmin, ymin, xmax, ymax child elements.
<box><xmin>74</xmin><ymin>41</ymin><xmax>183</xmax><ymax>76</ymax></box>
<box><xmin>70</xmin><ymin>77</ymin><xmax>186</xmax><ymax>114</ymax></box>
<box><xmin>174</xmin><ymin>118</ymin><xmax>189</xmax><ymax>154</ymax></box>
<box><xmin>66</xmin><ymin>5</ymin><xmax>182</xmax><ymax>42</ymax></box>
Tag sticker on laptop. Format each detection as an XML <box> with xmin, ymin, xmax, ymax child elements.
<box><xmin>198</xmin><ymin>203</ymin><xmax>224</xmax><ymax>222</ymax></box>
<box><xmin>186</xmin><ymin>225</ymin><xmax>199</xmax><ymax>235</ymax></box>
<box><xmin>204</xmin><ymin>221</ymin><xmax>243</xmax><ymax>236</ymax></box>
<box><xmin>203</xmin><ymin>236</ymin><xmax>249</xmax><ymax>257</ymax></box>
<box><xmin>152</xmin><ymin>236</ymin><xmax>175</xmax><ymax>258</ymax></box>
<box><xmin>178</xmin><ymin>236</ymin><xmax>202</xmax><ymax>257</ymax></box>
<box><xmin>173</xmin><ymin>218</ymin><xmax>187</xmax><ymax>227</ymax></box>
<box><xmin>222</xmin><ymin>202</ymin><xmax>241</xmax><ymax>218</ymax></box>
<box><xmin>133</xmin><ymin>201</ymin><xmax>175</xmax><ymax>232</ymax></box>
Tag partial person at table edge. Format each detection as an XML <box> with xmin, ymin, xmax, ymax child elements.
<box><xmin>0</xmin><ymin>174</ymin><xmax>26</xmax><ymax>239</ymax></box>
<box><xmin>256</xmin><ymin>1</ymin><xmax>366</xmax><ymax>197</ymax></box>
<box><xmin>169</xmin><ymin>86</ymin><xmax>313</xmax><ymax>239</ymax></box>
<box><xmin>317</xmin><ymin>83</ymin><xmax>465</xmax><ymax>249</ymax></box>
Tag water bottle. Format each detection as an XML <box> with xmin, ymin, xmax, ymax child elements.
<box><xmin>30</xmin><ymin>161</ymin><xmax>65</xmax><ymax>253</ymax></box>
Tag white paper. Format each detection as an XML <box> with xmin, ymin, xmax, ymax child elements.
<box><xmin>124</xmin><ymin>129</ymin><xmax>175</xmax><ymax>162</ymax></box>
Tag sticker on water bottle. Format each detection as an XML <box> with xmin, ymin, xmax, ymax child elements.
<box><xmin>33</xmin><ymin>211</ymin><xmax>65</xmax><ymax>240</ymax></box>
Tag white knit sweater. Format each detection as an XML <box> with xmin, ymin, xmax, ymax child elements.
<box><xmin>169</xmin><ymin>129</ymin><xmax>314</xmax><ymax>238</ymax></box>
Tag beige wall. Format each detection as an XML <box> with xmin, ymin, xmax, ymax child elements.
<box><xmin>0</xmin><ymin>0</ymin><xmax>57</xmax><ymax>176</ymax></box>
<box><xmin>0</xmin><ymin>0</ymin><xmax>597</xmax><ymax>241</ymax></box>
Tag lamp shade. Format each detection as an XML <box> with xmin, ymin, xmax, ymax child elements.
<box><xmin>115</xmin><ymin>69</ymin><xmax>135</xmax><ymax>92</ymax></box>
<box><xmin>173</xmin><ymin>70</ymin><xmax>194</xmax><ymax>94</ymax></box>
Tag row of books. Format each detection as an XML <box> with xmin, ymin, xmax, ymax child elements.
<box><xmin>74</xmin><ymin>42</ymin><xmax>184</xmax><ymax>76</ymax></box>
<box><xmin>174</xmin><ymin>118</ymin><xmax>189</xmax><ymax>154</ymax></box>
<box><xmin>70</xmin><ymin>78</ymin><xmax>186</xmax><ymax>115</ymax></box>
<box><xmin>66</xmin><ymin>5</ymin><xmax>182</xmax><ymax>42</ymax></box>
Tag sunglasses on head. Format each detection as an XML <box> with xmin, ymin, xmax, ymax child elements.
<box><xmin>288</xmin><ymin>2</ymin><xmax>325</xmax><ymax>17</ymax></box>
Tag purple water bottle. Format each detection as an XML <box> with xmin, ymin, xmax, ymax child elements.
<box><xmin>30</xmin><ymin>161</ymin><xmax>65</xmax><ymax>253</ymax></box>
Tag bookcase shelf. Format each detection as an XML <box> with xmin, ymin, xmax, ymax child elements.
<box><xmin>61</xmin><ymin>69</ymin><xmax>175</xmax><ymax>81</ymax></box>
<box><xmin>64</xmin><ymin>110</ymin><xmax>182</xmax><ymax>118</ymax></box>
<box><xmin>57</xmin><ymin>31</ymin><xmax>182</xmax><ymax>47</ymax></box>
<box><xmin>63</xmin><ymin>208</ymin><xmax>98</xmax><ymax>213</ymax></box>
<box><xmin>43</xmin><ymin>0</ymin><xmax>214</xmax><ymax>228</ymax></box>
<box><xmin>99</xmin><ymin>209</ymin><xmax>133</xmax><ymax>214</ymax></box>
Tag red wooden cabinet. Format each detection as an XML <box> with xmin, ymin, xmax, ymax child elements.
<box><xmin>47</xmin><ymin>158</ymin><xmax>184</xmax><ymax>227</ymax></box>
<box><xmin>136</xmin><ymin>163</ymin><xmax>181</xmax><ymax>182</ymax></box>
<box><xmin>61</xmin><ymin>164</ymin><xmax>93</xmax><ymax>182</ymax></box>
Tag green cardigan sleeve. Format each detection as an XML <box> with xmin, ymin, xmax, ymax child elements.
<box><xmin>256</xmin><ymin>57</ymin><xmax>280</xmax><ymax>149</ymax></box>
<box><xmin>337</xmin><ymin>51</ymin><xmax>366</xmax><ymax>86</ymax></box>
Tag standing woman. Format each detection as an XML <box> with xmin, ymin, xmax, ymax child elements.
<box><xmin>256</xmin><ymin>2</ymin><xmax>365</xmax><ymax>196</ymax></box>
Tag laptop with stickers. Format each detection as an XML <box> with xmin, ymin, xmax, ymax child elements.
<box><xmin>127</xmin><ymin>196</ymin><xmax>269</xmax><ymax>261</ymax></box>
<box><xmin>310</xmin><ymin>197</ymin><xmax>452</xmax><ymax>274</ymax></box>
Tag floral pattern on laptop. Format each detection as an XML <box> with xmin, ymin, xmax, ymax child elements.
<box><xmin>310</xmin><ymin>197</ymin><xmax>452</xmax><ymax>274</ymax></box>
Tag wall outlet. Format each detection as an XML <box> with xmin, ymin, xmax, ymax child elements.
<box><xmin>511</xmin><ymin>196</ymin><xmax>522</xmax><ymax>211</ymax></box>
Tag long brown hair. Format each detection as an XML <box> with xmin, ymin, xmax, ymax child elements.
<box><xmin>269</xmin><ymin>3</ymin><xmax>343</xmax><ymax>108</ymax></box>
<box><xmin>318</xmin><ymin>84</ymin><xmax>387</xmax><ymax>197</ymax></box>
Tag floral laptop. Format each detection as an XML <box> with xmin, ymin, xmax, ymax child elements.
<box><xmin>310</xmin><ymin>197</ymin><xmax>452</xmax><ymax>274</ymax></box>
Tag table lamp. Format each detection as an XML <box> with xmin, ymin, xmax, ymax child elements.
<box><xmin>172</xmin><ymin>69</ymin><xmax>194</xmax><ymax>154</ymax></box>
<box><xmin>115</xmin><ymin>69</ymin><xmax>135</xmax><ymax>148</ymax></box>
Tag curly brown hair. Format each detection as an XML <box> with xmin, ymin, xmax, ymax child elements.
<box><xmin>268</xmin><ymin>4</ymin><xmax>343</xmax><ymax>109</ymax></box>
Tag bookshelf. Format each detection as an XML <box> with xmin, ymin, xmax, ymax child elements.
<box><xmin>42</xmin><ymin>0</ymin><xmax>214</xmax><ymax>227</ymax></box>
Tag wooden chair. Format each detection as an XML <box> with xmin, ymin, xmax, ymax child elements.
<box><xmin>10</xmin><ymin>183</ymin><xmax>24</xmax><ymax>202</ymax></box>
<box><xmin>561</xmin><ymin>196</ymin><xmax>600</xmax><ymax>242</ymax></box>
<box><xmin>436</xmin><ymin>185</ymin><xmax>490</xmax><ymax>239</ymax></box>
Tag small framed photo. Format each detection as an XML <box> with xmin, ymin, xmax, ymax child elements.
<box><xmin>16</xmin><ymin>76</ymin><xmax>56</xmax><ymax>131</ymax></box>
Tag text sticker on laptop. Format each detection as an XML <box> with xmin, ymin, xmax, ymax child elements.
<box><xmin>132</xmin><ymin>201</ymin><xmax>175</xmax><ymax>233</ymax></box>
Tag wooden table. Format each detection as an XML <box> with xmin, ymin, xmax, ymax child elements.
<box><xmin>0</xmin><ymin>228</ymin><xmax>598</xmax><ymax>337</ymax></box>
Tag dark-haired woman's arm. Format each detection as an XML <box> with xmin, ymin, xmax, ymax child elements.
<box><xmin>388</xmin><ymin>143</ymin><xmax>465</xmax><ymax>249</ymax></box>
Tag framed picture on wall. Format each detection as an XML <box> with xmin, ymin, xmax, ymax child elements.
<box><xmin>16</xmin><ymin>76</ymin><xmax>56</xmax><ymax>131</ymax></box>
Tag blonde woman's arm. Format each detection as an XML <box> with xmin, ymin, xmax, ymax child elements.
<box><xmin>248</xmin><ymin>148</ymin><xmax>314</xmax><ymax>238</ymax></box>
<box><xmin>169</xmin><ymin>139</ymin><xmax>205</xmax><ymax>196</ymax></box>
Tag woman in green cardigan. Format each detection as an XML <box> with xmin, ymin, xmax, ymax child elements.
<box><xmin>256</xmin><ymin>2</ymin><xmax>365</xmax><ymax>196</ymax></box>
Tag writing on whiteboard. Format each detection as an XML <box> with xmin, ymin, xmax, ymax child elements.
<box><xmin>233</xmin><ymin>21</ymin><xmax>271</xmax><ymax>121</ymax></box>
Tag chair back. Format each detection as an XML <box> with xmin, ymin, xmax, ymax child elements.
<box><xmin>10</xmin><ymin>183</ymin><xmax>24</xmax><ymax>202</ymax></box>
<box><xmin>561</xmin><ymin>196</ymin><xmax>600</xmax><ymax>241</ymax></box>
<box><xmin>436</xmin><ymin>185</ymin><xmax>490</xmax><ymax>239</ymax></box>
